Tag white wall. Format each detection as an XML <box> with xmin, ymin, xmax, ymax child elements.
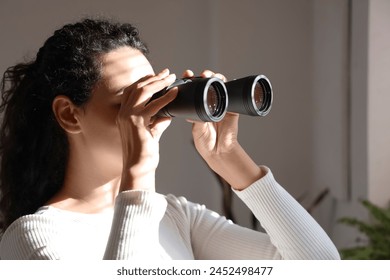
<box><xmin>1</xmin><ymin>0</ymin><xmax>389</xmax><ymax>250</ymax></box>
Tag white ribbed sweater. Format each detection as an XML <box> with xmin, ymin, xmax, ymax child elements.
<box><xmin>0</xmin><ymin>168</ymin><xmax>340</xmax><ymax>260</ymax></box>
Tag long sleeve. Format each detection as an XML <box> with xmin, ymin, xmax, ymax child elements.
<box><xmin>180</xmin><ymin>167</ymin><xmax>340</xmax><ymax>259</ymax></box>
<box><xmin>233</xmin><ymin>167</ymin><xmax>340</xmax><ymax>259</ymax></box>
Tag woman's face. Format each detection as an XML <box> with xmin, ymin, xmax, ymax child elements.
<box><xmin>76</xmin><ymin>47</ymin><xmax>154</xmax><ymax>176</ymax></box>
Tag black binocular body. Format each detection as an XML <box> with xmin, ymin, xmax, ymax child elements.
<box><xmin>152</xmin><ymin>75</ymin><xmax>273</xmax><ymax>122</ymax></box>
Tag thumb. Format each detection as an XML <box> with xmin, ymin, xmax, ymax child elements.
<box><xmin>150</xmin><ymin>117</ymin><xmax>172</xmax><ymax>141</ymax></box>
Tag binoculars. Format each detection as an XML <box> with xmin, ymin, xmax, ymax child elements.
<box><xmin>152</xmin><ymin>74</ymin><xmax>273</xmax><ymax>122</ymax></box>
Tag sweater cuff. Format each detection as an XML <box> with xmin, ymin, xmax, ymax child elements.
<box><xmin>232</xmin><ymin>165</ymin><xmax>275</xmax><ymax>197</ymax></box>
<box><xmin>232</xmin><ymin>165</ymin><xmax>285</xmax><ymax>218</ymax></box>
<box><xmin>115</xmin><ymin>190</ymin><xmax>168</xmax><ymax>220</ymax></box>
<box><xmin>113</xmin><ymin>190</ymin><xmax>168</xmax><ymax>233</ymax></box>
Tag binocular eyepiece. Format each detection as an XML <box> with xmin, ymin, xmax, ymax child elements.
<box><xmin>153</xmin><ymin>74</ymin><xmax>273</xmax><ymax>122</ymax></box>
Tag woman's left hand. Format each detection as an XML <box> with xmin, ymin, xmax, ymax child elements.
<box><xmin>183</xmin><ymin>70</ymin><xmax>240</xmax><ymax>161</ymax></box>
<box><xmin>184</xmin><ymin>70</ymin><xmax>264</xmax><ymax>190</ymax></box>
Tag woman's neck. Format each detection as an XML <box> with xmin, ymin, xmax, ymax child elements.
<box><xmin>47</xmin><ymin>177</ymin><xmax>121</xmax><ymax>214</ymax></box>
<box><xmin>46</xmin><ymin>146</ymin><xmax>122</xmax><ymax>214</ymax></box>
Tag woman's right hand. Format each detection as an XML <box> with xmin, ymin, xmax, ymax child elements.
<box><xmin>116</xmin><ymin>69</ymin><xmax>177</xmax><ymax>192</ymax></box>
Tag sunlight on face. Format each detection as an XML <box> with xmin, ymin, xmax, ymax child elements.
<box><xmin>100</xmin><ymin>47</ymin><xmax>154</xmax><ymax>96</ymax></box>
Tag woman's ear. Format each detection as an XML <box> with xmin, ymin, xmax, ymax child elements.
<box><xmin>52</xmin><ymin>95</ymin><xmax>82</xmax><ymax>134</ymax></box>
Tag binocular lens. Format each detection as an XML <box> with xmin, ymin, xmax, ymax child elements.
<box><xmin>207</xmin><ymin>84</ymin><xmax>224</xmax><ymax>117</ymax></box>
<box><xmin>254</xmin><ymin>82</ymin><xmax>264</xmax><ymax>110</ymax></box>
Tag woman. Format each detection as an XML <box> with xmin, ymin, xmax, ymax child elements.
<box><xmin>0</xmin><ymin>18</ymin><xmax>340</xmax><ymax>259</ymax></box>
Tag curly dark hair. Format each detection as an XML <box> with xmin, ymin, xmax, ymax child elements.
<box><xmin>0</xmin><ymin>18</ymin><xmax>149</xmax><ymax>232</ymax></box>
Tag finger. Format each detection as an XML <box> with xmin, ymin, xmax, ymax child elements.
<box><xmin>225</xmin><ymin>111</ymin><xmax>240</xmax><ymax>118</ymax></box>
<box><xmin>144</xmin><ymin>87</ymin><xmax>178</xmax><ymax>116</ymax></box>
<box><xmin>191</xmin><ymin>121</ymin><xmax>215</xmax><ymax>143</ymax></box>
<box><xmin>142</xmin><ymin>72</ymin><xmax>176</xmax><ymax>97</ymax></box>
<box><xmin>182</xmin><ymin>69</ymin><xmax>194</xmax><ymax>78</ymax></box>
<box><xmin>200</xmin><ymin>70</ymin><xmax>227</xmax><ymax>82</ymax></box>
<box><xmin>121</xmin><ymin>69</ymin><xmax>171</xmax><ymax>104</ymax></box>
<box><xmin>223</xmin><ymin>112</ymin><xmax>240</xmax><ymax>127</ymax></box>
<box><xmin>134</xmin><ymin>68</ymin><xmax>171</xmax><ymax>89</ymax></box>
<box><xmin>185</xmin><ymin>118</ymin><xmax>204</xmax><ymax>124</ymax></box>
<box><xmin>214</xmin><ymin>73</ymin><xmax>227</xmax><ymax>82</ymax></box>
<box><xmin>149</xmin><ymin>117</ymin><xmax>172</xmax><ymax>141</ymax></box>
<box><xmin>125</xmin><ymin>73</ymin><xmax>176</xmax><ymax>108</ymax></box>
<box><xmin>200</xmin><ymin>70</ymin><xmax>214</xmax><ymax>78</ymax></box>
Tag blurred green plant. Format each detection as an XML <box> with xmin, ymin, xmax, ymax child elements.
<box><xmin>338</xmin><ymin>200</ymin><xmax>390</xmax><ymax>260</ymax></box>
